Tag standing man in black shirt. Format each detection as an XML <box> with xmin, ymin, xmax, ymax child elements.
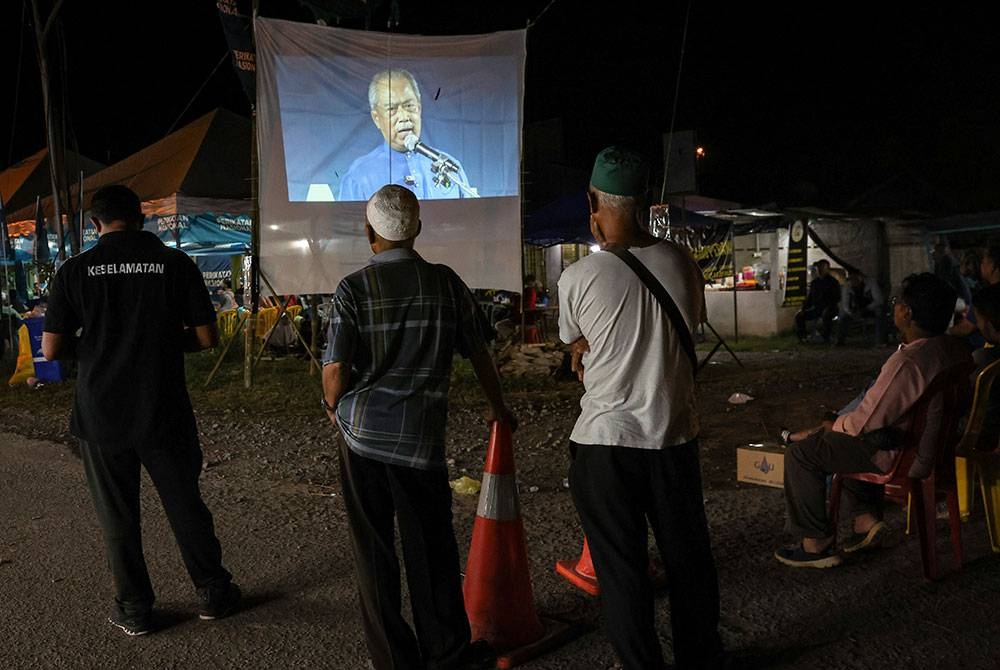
<box><xmin>42</xmin><ymin>185</ymin><xmax>240</xmax><ymax>636</ymax></box>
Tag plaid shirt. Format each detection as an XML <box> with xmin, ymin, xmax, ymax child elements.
<box><xmin>323</xmin><ymin>248</ymin><xmax>488</xmax><ymax>470</ymax></box>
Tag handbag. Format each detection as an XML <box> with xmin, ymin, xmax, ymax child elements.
<box><xmin>605</xmin><ymin>246</ymin><xmax>699</xmax><ymax>376</ymax></box>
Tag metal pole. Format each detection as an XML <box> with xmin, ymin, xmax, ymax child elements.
<box><xmin>244</xmin><ymin>0</ymin><xmax>260</xmax><ymax>389</ymax></box>
<box><xmin>731</xmin><ymin>224</ymin><xmax>738</xmax><ymax>342</ymax></box>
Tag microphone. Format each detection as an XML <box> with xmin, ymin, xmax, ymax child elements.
<box><xmin>403</xmin><ymin>135</ymin><xmax>460</xmax><ymax>173</ymax></box>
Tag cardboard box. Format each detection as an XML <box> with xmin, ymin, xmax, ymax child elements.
<box><xmin>736</xmin><ymin>442</ymin><xmax>786</xmax><ymax>488</ymax></box>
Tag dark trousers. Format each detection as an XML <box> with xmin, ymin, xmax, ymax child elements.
<box><xmin>795</xmin><ymin>305</ymin><xmax>838</xmax><ymax>342</ymax></box>
<box><xmin>783</xmin><ymin>430</ymin><xmax>884</xmax><ymax>538</ymax></box>
<box><xmin>338</xmin><ymin>438</ymin><xmax>470</xmax><ymax>670</ymax></box>
<box><xmin>569</xmin><ymin>440</ymin><xmax>723</xmax><ymax>670</ymax></box>
<box><xmin>79</xmin><ymin>439</ymin><xmax>231</xmax><ymax>614</ymax></box>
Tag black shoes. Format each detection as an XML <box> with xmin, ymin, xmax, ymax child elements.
<box><xmin>198</xmin><ymin>582</ymin><xmax>242</xmax><ymax>621</ymax></box>
<box><xmin>108</xmin><ymin>605</ymin><xmax>152</xmax><ymax>636</ymax></box>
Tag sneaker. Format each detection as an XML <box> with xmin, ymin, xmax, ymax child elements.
<box><xmin>198</xmin><ymin>582</ymin><xmax>242</xmax><ymax>620</ymax></box>
<box><xmin>842</xmin><ymin>521</ymin><xmax>888</xmax><ymax>554</ymax></box>
<box><xmin>108</xmin><ymin>606</ymin><xmax>152</xmax><ymax>636</ymax></box>
<box><xmin>773</xmin><ymin>543</ymin><xmax>842</xmax><ymax>568</ymax></box>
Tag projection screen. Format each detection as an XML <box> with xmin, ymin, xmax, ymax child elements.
<box><xmin>255</xmin><ymin>18</ymin><xmax>526</xmax><ymax>295</ymax></box>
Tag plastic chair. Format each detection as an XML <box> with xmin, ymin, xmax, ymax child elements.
<box><xmin>255</xmin><ymin>307</ymin><xmax>280</xmax><ymax>340</ymax></box>
<box><xmin>827</xmin><ymin>361</ymin><xmax>973</xmax><ymax>581</ymax></box>
<box><xmin>955</xmin><ymin>358</ymin><xmax>1000</xmax><ymax>551</ymax></box>
<box><xmin>216</xmin><ymin>309</ymin><xmax>240</xmax><ymax>344</ymax></box>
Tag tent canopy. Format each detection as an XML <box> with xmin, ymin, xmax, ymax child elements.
<box><xmin>0</xmin><ymin>148</ymin><xmax>105</xmax><ymax>213</ymax></box>
<box><xmin>7</xmin><ymin>108</ymin><xmax>252</xmax><ymax>224</ymax></box>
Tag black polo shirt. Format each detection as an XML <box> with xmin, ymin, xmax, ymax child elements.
<box><xmin>44</xmin><ymin>230</ymin><xmax>216</xmax><ymax>450</ymax></box>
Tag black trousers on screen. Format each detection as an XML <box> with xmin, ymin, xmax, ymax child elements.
<box><xmin>79</xmin><ymin>438</ymin><xmax>232</xmax><ymax>614</ymax></box>
<box><xmin>569</xmin><ymin>440</ymin><xmax>724</xmax><ymax>670</ymax></box>
<box><xmin>338</xmin><ymin>438</ymin><xmax>471</xmax><ymax>670</ymax></box>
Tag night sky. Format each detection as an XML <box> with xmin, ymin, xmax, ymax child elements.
<box><xmin>3</xmin><ymin>1</ymin><xmax>999</xmax><ymax>213</ymax></box>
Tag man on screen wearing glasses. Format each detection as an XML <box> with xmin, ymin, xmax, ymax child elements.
<box><xmin>338</xmin><ymin>68</ymin><xmax>475</xmax><ymax>201</ymax></box>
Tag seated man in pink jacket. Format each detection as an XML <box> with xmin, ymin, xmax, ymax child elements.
<box><xmin>775</xmin><ymin>272</ymin><xmax>973</xmax><ymax>568</ymax></box>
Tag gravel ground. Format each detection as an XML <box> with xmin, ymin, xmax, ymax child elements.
<box><xmin>3</xmin><ymin>345</ymin><xmax>1000</xmax><ymax>669</ymax></box>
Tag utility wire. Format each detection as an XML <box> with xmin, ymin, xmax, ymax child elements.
<box><xmin>527</xmin><ymin>0</ymin><xmax>559</xmax><ymax>28</ymax></box>
<box><xmin>660</xmin><ymin>0</ymin><xmax>693</xmax><ymax>203</ymax></box>
<box><xmin>8</xmin><ymin>0</ymin><xmax>29</xmax><ymax>167</ymax></box>
<box><xmin>166</xmin><ymin>50</ymin><xmax>230</xmax><ymax>136</ymax></box>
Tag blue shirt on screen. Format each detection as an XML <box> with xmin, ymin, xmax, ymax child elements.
<box><xmin>337</xmin><ymin>142</ymin><xmax>472</xmax><ymax>201</ymax></box>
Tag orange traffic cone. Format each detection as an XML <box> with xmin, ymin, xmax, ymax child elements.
<box><xmin>554</xmin><ymin>537</ymin><xmax>600</xmax><ymax>596</ymax></box>
<box><xmin>556</xmin><ymin>536</ymin><xmax>668</xmax><ymax>597</ymax></box>
<box><xmin>463</xmin><ymin>420</ymin><xmax>585</xmax><ymax>668</ymax></box>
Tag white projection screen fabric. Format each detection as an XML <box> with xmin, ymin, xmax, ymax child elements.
<box><xmin>255</xmin><ymin>18</ymin><xmax>526</xmax><ymax>294</ymax></box>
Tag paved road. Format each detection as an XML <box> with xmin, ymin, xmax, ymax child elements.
<box><xmin>5</xmin><ymin>420</ymin><xmax>1000</xmax><ymax>669</ymax></box>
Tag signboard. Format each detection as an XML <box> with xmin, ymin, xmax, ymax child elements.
<box><xmin>782</xmin><ymin>220</ymin><xmax>809</xmax><ymax>306</ymax></box>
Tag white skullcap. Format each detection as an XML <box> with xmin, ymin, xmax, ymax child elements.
<box><xmin>366</xmin><ymin>184</ymin><xmax>420</xmax><ymax>241</ymax></box>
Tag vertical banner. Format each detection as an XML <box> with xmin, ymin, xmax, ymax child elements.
<box><xmin>782</xmin><ymin>219</ymin><xmax>808</xmax><ymax>306</ymax></box>
<box><xmin>216</xmin><ymin>0</ymin><xmax>256</xmax><ymax>103</ymax></box>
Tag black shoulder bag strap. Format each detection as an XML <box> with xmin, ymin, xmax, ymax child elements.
<box><xmin>606</xmin><ymin>246</ymin><xmax>699</xmax><ymax>377</ymax></box>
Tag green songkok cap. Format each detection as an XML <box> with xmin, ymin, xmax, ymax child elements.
<box><xmin>590</xmin><ymin>146</ymin><xmax>648</xmax><ymax>197</ymax></box>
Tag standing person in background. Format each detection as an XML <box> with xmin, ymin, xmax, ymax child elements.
<box><xmin>960</xmin><ymin>249</ymin><xmax>983</xmax><ymax>294</ymax></box>
<box><xmin>558</xmin><ymin>146</ymin><xmax>726</xmax><ymax>669</ymax></box>
<box><xmin>794</xmin><ymin>259</ymin><xmax>841</xmax><ymax>343</ymax></box>
<box><xmin>949</xmin><ymin>244</ymin><xmax>1000</xmax><ymax>346</ymax></box>
<box><xmin>322</xmin><ymin>184</ymin><xmax>514</xmax><ymax>669</ymax></box>
<box><xmin>933</xmin><ymin>242</ymin><xmax>973</xmax><ymax>313</ymax></box>
<box><xmin>216</xmin><ymin>278</ymin><xmax>236</xmax><ymax>312</ymax></box>
<box><xmin>338</xmin><ymin>69</ymin><xmax>473</xmax><ymax>201</ymax></box>
<box><xmin>41</xmin><ymin>185</ymin><xmax>240</xmax><ymax>636</ymax></box>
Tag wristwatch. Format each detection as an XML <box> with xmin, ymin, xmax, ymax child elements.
<box><xmin>321</xmin><ymin>395</ymin><xmax>336</xmax><ymax>412</ymax></box>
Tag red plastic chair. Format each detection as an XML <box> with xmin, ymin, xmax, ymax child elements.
<box><xmin>827</xmin><ymin>361</ymin><xmax>974</xmax><ymax>581</ymax></box>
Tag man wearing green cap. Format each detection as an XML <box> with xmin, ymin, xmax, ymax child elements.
<box><xmin>558</xmin><ymin>147</ymin><xmax>726</xmax><ymax>669</ymax></box>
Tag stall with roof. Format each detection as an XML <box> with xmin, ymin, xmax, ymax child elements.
<box><xmin>4</xmin><ymin>108</ymin><xmax>252</xmax><ymax>292</ymax></box>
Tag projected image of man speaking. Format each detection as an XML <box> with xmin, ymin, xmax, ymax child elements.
<box><xmin>338</xmin><ymin>69</ymin><xmax>477</xmax><ymax>201</ymax></box>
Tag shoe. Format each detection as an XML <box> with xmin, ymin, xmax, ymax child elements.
<box><xmin>465</xmin><ymin>640</ymin><xmax>497</xmax><ymax>670</ymax></box>
<box><xmin>773</xmin><ymin>543</ymin><xmax>842</xmax><ymax>568</ymax></box>
<box><xmin>842</xmin><ymin>521</ymin><xmax>888</xmax><ymax>554</ymax></box>
<box><xmin>198</xmin><ymin>582</ymin><xmax>242</xmax><ymax>620</ymax></box>
<box><xmin>108</xmin><ymin>606</ymin><xmax>152</xmax><ymax>636</ymax></box>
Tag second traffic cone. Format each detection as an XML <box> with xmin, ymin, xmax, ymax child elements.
<box><xmin>556</xmin><ymin>535</ymin><xmax>668</xmax><ymax>597</ymax></box>
<box><xmin>464</xmin><ymin>420</ymin><xmax>585</xmax><ymax>668</ymax></box>
<box><xmin>554</xmin><ymin>537</ymin><xmax>600</xmax><ymax>596</ymax></box>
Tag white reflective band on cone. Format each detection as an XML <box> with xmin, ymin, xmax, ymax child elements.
<box><xmin>476</xmin><ymin>472</ymin><xmax>521</xmax><ymax>521</ymax></box>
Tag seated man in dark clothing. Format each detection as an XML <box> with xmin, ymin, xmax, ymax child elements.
<box><xmin>969</xmin><ymin>282</ymin><xmax>1000</xmax><ymax>448</ymax></box>
<box><xmin>795</xmin><ymin>259</ymin><xmax>841</xmax><ymax>343</ymax></box>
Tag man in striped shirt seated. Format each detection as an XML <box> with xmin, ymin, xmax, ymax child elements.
<box><xmin>321</xmin><ymin>184</ymin><xmax>515</xmax><ymax>670</ymax></box>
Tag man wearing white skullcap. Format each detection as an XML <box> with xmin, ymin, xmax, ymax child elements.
<box><xmin>321</xmin><ymin>184</ymin><xmax>514</xmax><ymax>669</ymax></box>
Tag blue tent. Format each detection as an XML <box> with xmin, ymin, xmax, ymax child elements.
<box><xmin>143</xmin><ymin>212</ymin><xmax>250</xmax><ymax>256</ymax></box>
<box><xmin>0</xmin><ymin>247</ymin><xmax>32</xmax><ymax>266</ymax></box>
